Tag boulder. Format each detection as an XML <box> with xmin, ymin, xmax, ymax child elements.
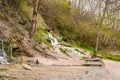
<box><xmin>22</xmin><ymin>64</ymin><xmax>32</xmax><ymax>70</ymax></box>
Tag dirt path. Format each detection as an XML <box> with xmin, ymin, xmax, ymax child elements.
<box><xmin>103</xmin><ymin>59</ymin><xmax>120</xmax><ymax>80</ymax></box>
<box><xmin>0</xmin><ymin>56</ymin><xmax>110</xmax><ymax>80</ymax></box>
<box><xmin>1</xmin><ymin>57</ymin><xmax>119</xmax><ymax>80</ymax></box>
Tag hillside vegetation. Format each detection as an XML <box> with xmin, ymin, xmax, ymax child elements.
<box><xmin>0</xmin><ymin>0</ymin><xmax>54</xmax><ymax>58</ymax></box>
<box><xmin>0</xmin><ymin>0</ymin><xmax>120</xmax><ymax>60</ymax></box>
<box><xmin>39</xmin><ymin>0</ymin><xmax>120</xmax><ymax>57</ymax></box>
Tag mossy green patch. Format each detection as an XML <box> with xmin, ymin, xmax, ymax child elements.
<box><xmin>17</xmin><ymin>0</ymin><xmax>32</xmax><ymax>21</ymax></box>
<box><xmin>0</xmin><ymin>13</ymin><xmax>8</xmax><ymax>20</ymax></box>
<box><xmin>98</xmin><ymin>51</ymin><xmax>120</xmax><ymax>61</ymax></box>
<box><xmin>103</xmin><ymin>54</ymin><xmax>120</xmax><ymax>61</ymax></box>
<box><xmin>0</xmin><ymin>39</ymin><xmax>13</xmax><ymax>62</ymax></box>
<box><xmin>33</xmin><ymin>29</ymin><xmax>52</xmax><ymax>47</ymax></box>
<box><xmin>60</xmin><ymin>48</ymin><xmax>71</xmax><ymax>58</ymax></box>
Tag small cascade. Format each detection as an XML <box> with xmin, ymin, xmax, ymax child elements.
<box><xmin>46</xmin><ymin>32</ymin><xmax>85</xmax><ymax>58</ymax></box>
<box><xmin>0</xmin><ymin>39</ymin><xmax>12</xmax><ymax>64</ymax></box>
<box><xmin>46</xmin><ymin>32</ymin><xmax>59</xmax><ymax>46</ymax></box>
<box><xmin>60</xmin><ymin>45</ymin><xmax>84</xmax><ymax>58</ymax></box>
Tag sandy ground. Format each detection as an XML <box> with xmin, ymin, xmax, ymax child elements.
<box><xmin>1</xmin><ymin>59</ymin><xmax>120</xmax><ymax>80</ymax></box>
<box><xmin>0</xmin><ymin>64</ymin><xmax>108</xmax><ymax>80</ymax></box>
<box><xmin>103</xmin><ymin>59</ymin><xmax>120</xmax><ymax>80</ymax></box>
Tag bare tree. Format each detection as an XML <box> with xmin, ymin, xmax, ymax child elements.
<box><xmin>29</xmin><ymin>0</ymin><xmax>40</xmax><ymax>38</ymax></box>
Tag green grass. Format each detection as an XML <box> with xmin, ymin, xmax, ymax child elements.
<box><xmin>81</xmin><ymin>45</ymin><xmax>94</xmax><ymax>53</ymax></box>
<box><xmin>74</xmin><ymin>43</ymin><xmax>94</xmax><ymax>56</ymax></box>
<box><xmin>72</xmin><ymin>42</ymin><xmax>120</xmax><ymax>62</ymax></box>
<box><xmin>98</xmin><ymin>51</ymin><xmax>120</xmax><ymax>61</ymax></box>
<box><xmin>102</xmin><ymin>54</ymin><xmax>120</xmax><ymax>61</ymax></box>
<box><xmin>62</xmin><ymin>41</ymin><xmax>94</xmax><ymax>56</ymax></box>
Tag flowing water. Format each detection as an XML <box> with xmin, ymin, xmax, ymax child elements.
<box><xmin>47</xmin><ymin>33</ymin><xmax>59</xmax><ymax>46</ymax></box>
<box><xmin>60</xmin><ymin>45</ymin><xmax>84</xmax><ymax>58</ymax></box>
<box><xmin>0</xmin><ymin>39</ymin><xmax>10</xmax><ymax>64</ymax></box>
<box><xmin>46</xmin><ymin>32</ymin><xmax>85</xmax><ymax>58</ymax></box>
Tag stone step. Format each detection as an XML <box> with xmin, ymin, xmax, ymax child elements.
<box><xmin>82</xmin><ymin>64</ymin><xmax>103</xmax><ymax>66</ymax></box>
<box><xmin>82</xmin><ymin>61</ymin><xmax>104</xmax><ymax>66</ymax></box>
<box><xmin>84</xmin><ymin>58</ymin><xmax>102</xmax><ymax>62</ymax></box>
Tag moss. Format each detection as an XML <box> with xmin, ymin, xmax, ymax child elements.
<box><xmin>33</xmin><ymin>29</ymin><xmax>52</xmax><ymax>47</ymax></box>
<box><xmin>19</xmin><ymin>0</ymin><xmax>30</xmax><ymax>13</ymax></box>
<box><xmin>60</xmin><ymin>48</ymin><xmax>71</xmax><ymax>57</ymax></box>
<box><xmin>75</xmin><ymin>49</ymin><xmax>85</xmax><ymax>55</ymax></box>
<box><xmin>0</xmin><ymin>39</ymin><xmax>13</xmax><ymax>62</ymax></box>
<box><xmin>18</xmin><ymin>0</ymin><xmax>32</xmax><ymax>21</ymax></box>
<box><xmin>79</xmin><ymin>57</ymin><xmax>87</xmax><ymax>60</ymax></box>
<box><xmin>0</xmin><ymin>13</ymin><xmax>8</xmax><ymax>20</ymax></box>
<box><xmin>11</xmin><ymin>26</ymin><xmax>17</xmax><ymax>34</ymax></box>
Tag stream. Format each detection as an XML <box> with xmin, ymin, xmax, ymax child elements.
<box><xmin>0</xmin><ymin>39</ymin><xmax>11</xmax><ymax>64</ymax></box>
<box><xmin>46</xmin><ymin>32</ymin><xmax>85</xmax><ymax>58</ymax></box>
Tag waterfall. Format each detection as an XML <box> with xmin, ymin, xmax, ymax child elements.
<box><xmin>47</xmin><ymin>32</ymin><xmax>59</xmax><ymax>46</ymax></box>
<box><xmin>46</xmin><ymin>32</ymin><xmax>85</xmax><ymax>58</ymax></box>
<box><xmin>0</xmin><ymin>39</ymin><xmax>10</xmax><ymax>64</ymax></box>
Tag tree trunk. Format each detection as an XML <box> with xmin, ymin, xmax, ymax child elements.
<box><xmin>93</xmin><ymin>33</ymin><xmax>99</xmax><ymax>57</ymax></box>
<box><xmin>93</xmin><ymin>0</ymin><xmax>109</xmax><ymax>57</ymax></box>
<box><xmin>29</xmin><ymin>0</ymin><xmax>39</xmax><ymax>38</ymax></box>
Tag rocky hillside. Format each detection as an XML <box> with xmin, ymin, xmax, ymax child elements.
<box><xmin>0</xmin><ymin>0</ymin><xmax>57</xmax><ymax>59</ymax></box>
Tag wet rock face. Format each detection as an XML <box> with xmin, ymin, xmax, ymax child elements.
<box><xmin>0</xmin><ymin>39</ymin><xmax>12</xmax><ymax>64</ymax></box>
<box><xmin>0</xmin><ymin>50</ymin><xmax>9</xmax><ymax>64</ymax></box>
<box><xmin>0</xmin><ymin>56</ymin><xmax>8</xmax><ymax>64</ymax></box>
<box><xmin>60</xmin><ymin>45</ymin><xmax>85</xmax><ymax>58</ymax></box>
